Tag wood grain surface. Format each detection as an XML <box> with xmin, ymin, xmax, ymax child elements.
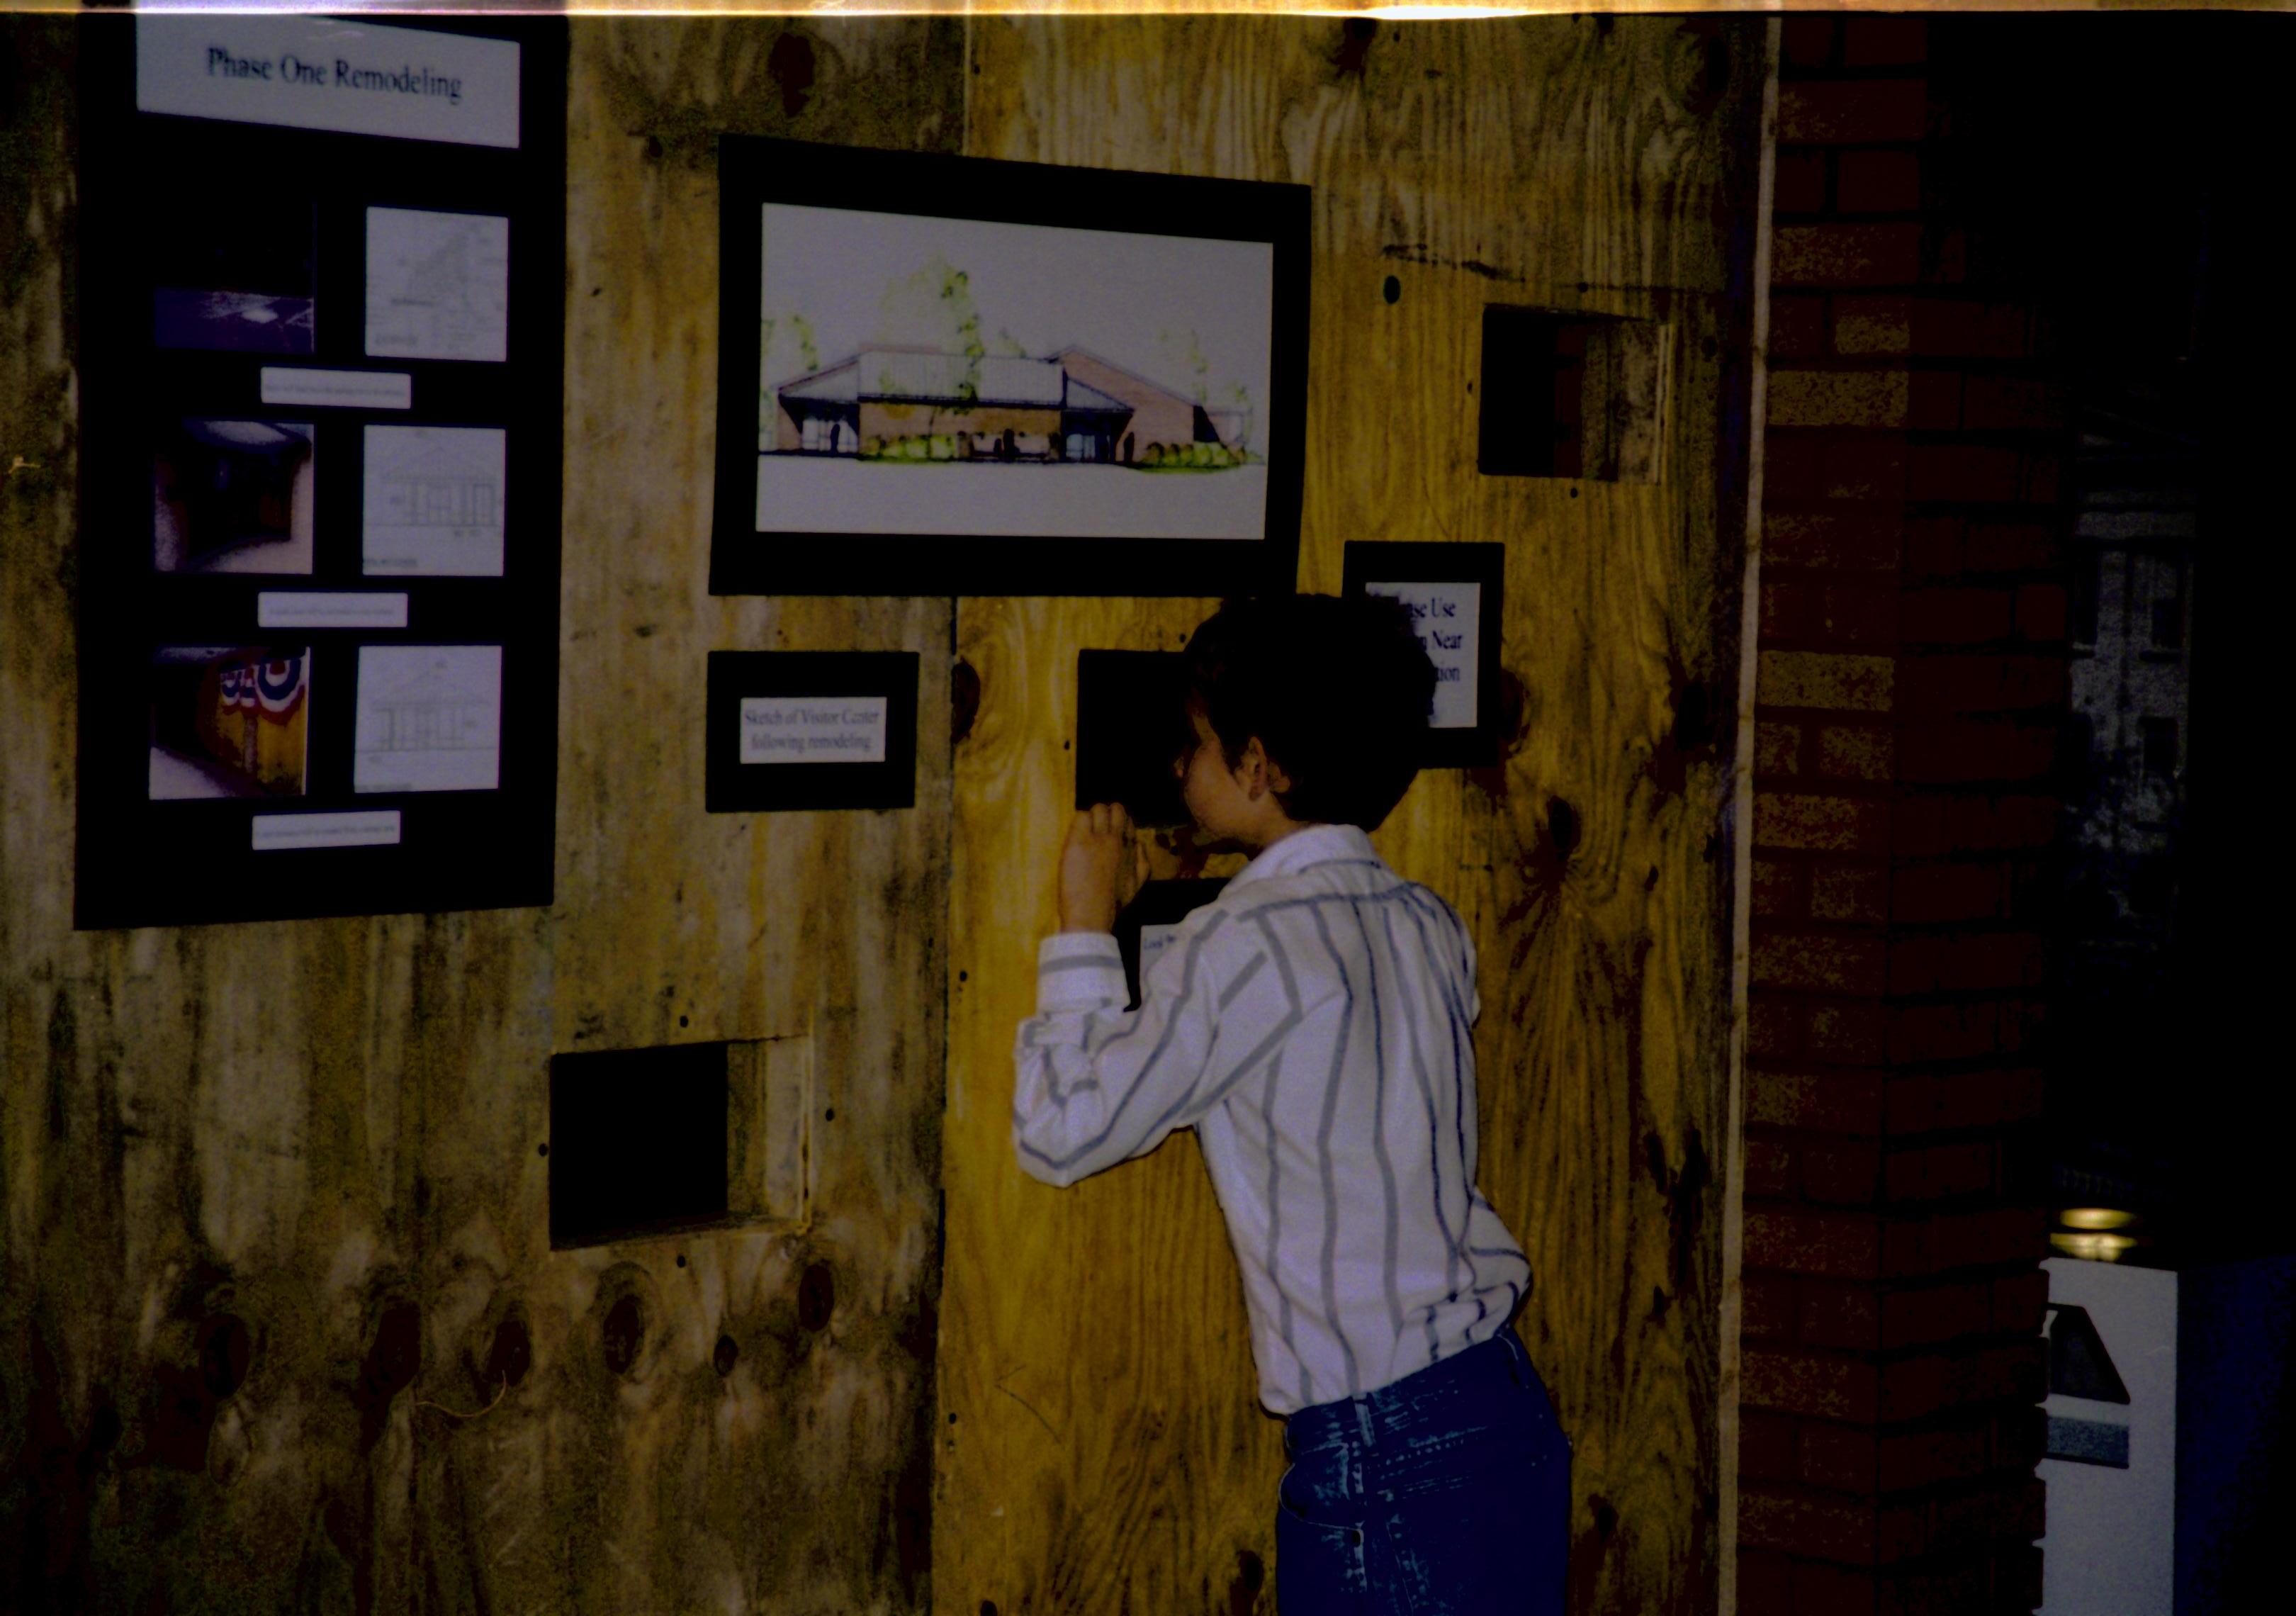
<box><xmin>4</xmin><ymin>13</ymin><xmax>1762</xmax><ymax>1615</ymax></box>
<box><xmin>3</xmin><ymin>18</ymin><xmax>964</xmax><ymax>1614</ymax></box>
<box><xmin>940</xmin><ymin>16</ymin><xmax>1765</xmax><ymax>1616</ymax></box>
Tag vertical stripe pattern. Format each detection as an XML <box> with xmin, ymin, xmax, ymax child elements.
<box><xmin>1013</xmin><ymin>825</ymin><xmax>1532</xmax><ymax>1415</ymax></box>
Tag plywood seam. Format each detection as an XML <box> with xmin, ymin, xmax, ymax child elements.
<box><xmin>1716</xmin><ymin>21</ymin><xmax>1782</xmax><ymax>1616</ymax></box>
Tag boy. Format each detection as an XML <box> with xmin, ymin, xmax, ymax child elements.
<box><xmin>1013</xmin><ymin>595</ymin><xmax>1570</xmax><ymax>1615</ymax></box>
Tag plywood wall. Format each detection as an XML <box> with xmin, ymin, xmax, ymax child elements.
<box><xmin>941</xmin><ymin>16</ymin><xmax>1765</xmax><ymax>1616</ymax></box>
<box><xmin>3</xmin><ymin>13</ymin><xmax>1763</xmax><ymax>1616</ymax></box>
<box><xmin>2</xmin><ymin>18</ymin><xmax>961</xmax><ymax>1614</ymax></box>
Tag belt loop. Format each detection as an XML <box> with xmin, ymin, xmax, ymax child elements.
<box><xmin>1502</xmin><ymin>1328</ymin><xmax>1527</xmax><ymax>1388</ymax></box>
<box><xmin>1351</xmin><ymin>1395</ymin><xmax>1377</xmax><ymax>1449</ymax></box>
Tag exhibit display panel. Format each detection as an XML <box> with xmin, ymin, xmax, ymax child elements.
<box><xmin>711</xmin><ymin>136</ymin><xmax>1310</xmax><ymax>597</ymax></box>
<box><xmin>74</xmin><ymin>14</ymin><xmax>566</xmax><ymax>927</ymax></box>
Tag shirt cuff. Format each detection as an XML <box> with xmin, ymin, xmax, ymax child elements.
<box><xmin>1036</xmin><ymin>932</ymin><xmax>1126</xmax><ymax>1013</ymax></box>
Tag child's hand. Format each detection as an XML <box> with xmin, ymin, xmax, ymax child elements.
<box><xmin>1059</xmin><ymin>803</ymin><xmax>1146</xmax><ymax>933</ymax></box>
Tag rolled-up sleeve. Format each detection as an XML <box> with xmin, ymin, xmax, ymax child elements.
<box><xmin>1013</xmin><ymin>913</ymin><xmax>1246</xmax><ymax>1186</ymax></box>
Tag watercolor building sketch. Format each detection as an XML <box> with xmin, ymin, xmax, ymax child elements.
<box><xmin>753</xmin><ymin>203</ymin><xmax>1274</xmax><ymax>542</ymax></box>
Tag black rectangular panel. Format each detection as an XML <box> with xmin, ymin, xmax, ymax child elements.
<box><xmin>548</xmin><ymin>1041</ymin><xmax>730</xmax><ymax>1249</ymax></box>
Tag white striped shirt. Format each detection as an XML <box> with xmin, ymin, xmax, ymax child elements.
<box><xmin>1013</xmin><ymin>824</ymin><xmax>1532</xmax><ymax>1415</ymax></box>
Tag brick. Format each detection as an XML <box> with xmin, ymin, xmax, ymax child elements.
<box><xmin>1763</xmin><ymin>578</ymin><xmax>1817</xmax><ymax>641</ymax></box>
<box><xmin>1883</xmin><ymin>1208</ymin><xmax>2049</xmax><ymax>1278</ymax></box>
<box><xmin>1779</xmin><ymin>80</ymin><xmax>1929</xmax><ymax>145</ymax></box>
<box><xmin>1993</xmin><ymin>1403</ymin><xmax>2048</xmax><ymax>1471</ymax></box>
<box><xmin>1770</xmin><ymin>369</ymin><xmax>1911</xmax><ymax>429</ymax></box>
<box><xmin>1743</xmin><ymin>1411</ymin><xmax>1802</xmax><ymax>1481</ymax></box>
<box><xmin>2015</xmin><ymin>583</ymin><xmax>2067</xmax><ymax>641</ymax></box>
<box><xmin>1811</xmin><ymin>863</ymin><xmax>1889</xmax><ymax>926</ymax></box>
<box><xmin>1801</xmin><ymin>1281</ymin><xmax>1881</xmax><ymax>1351</ymax></box>
<box><xmin>1932</xmin><ymin>933</ymin><xmax>2048</xmax><ymax>993</ymax></box>
<box><xmin>1755</xmin><ymin>932</ymin><xmax>1889</xmax><ymax>994</ymax></box>
<box><xmin>1878</xmin><ymin>1353</ymin><xmax>1949</xmax><ymax>1423</ymax></box>
<box><xmin>1816</xmin><ymin>725</ymin><xmax>1892</xmax><ymax>782</ymax></box>
<box><xmin>1801</xmin><ymin>1420</ymin><xmax>1879</xmax><ymax>1491</ymax></box>
<box><xmin>1745</xmin><ymin>1271</ymin><xmax>1799</xmax><ymax>1340</ymax></box>
<box><xmin>1818</xmin><ymin>583</ymin><xmax>1899</xmax><ymax>648</ymax></box>
<box><xmin>1930</xmin><ymin>1475</ymin><xmax>2046</xmax><ymax>1554</ymax></box>
<box><xmin>1961</xmin><ymin>374</ymin><xmax>2066</xmax><ymax>432</ymax></box>
<box><xmin>1886</xmin><ymin>1001</ymin><xmax>2001</xmax><ymax>1065</ymax></box>
<box><xmin>1901</xmin><ymin>517</ymin><xmax>1964</xmax><ymax>579</ymax></box>
<box><xmin>1795</xmin><ymin>1561</ymin><xmax>1881</xmax><ymax>1616</ymax></box>
<box><xmin>1757</xmin><ymin>792</ymin><xmax>1891</xmax><ymax>853</ymax></box>
<box><xmin>1889</xmin><ymin>860</ymin><xmax>2005</xmax><ymax>923</ymax></box>
<box><xmin>1991</xmin><ymin>1269</ymin><xmax>2049</xmax><ymax>1334</ymax></box>
<box><xmin>1760</xmin><ymin>650</ymin><xmax>1896</xmax><ymax>711</ymax></box>
<box><xmin>1878</xmin><ymin>1424</ymin><xmax>1990</xmax><ymax>1491</ymax></box>
<box><xmin>1898</xmin><ymin>722</ymin><xmax>2059</xmax><ymax>785</ymax></box>
<box><xmin>1928</xmin><ymin>227</ymin><xmax>1969</xmax><ymax>286</ymax></box>
<box><xmin>1896</xmin><ymin>655</ymin><xmax>2066</xmax><ymax>714</ymax></box>
<box><xmin>1885</xmin><ymin>1140</ymin><xmax>2000</xmax><ymax>1205</ymax></box>
<box><xmin>1746</xmin><ymin>1133</ymin><xmax>1799</xmax><ymax>1197</ymax></box>
<box><xmin>1962</xmin><ymin>522</ymin><xmax>2062</xmax><ymax>573</ymax></box>
<box><xmin>1808</xmin><ymin>998</ymin><xmax>1888</xmax><ymax>1063</ymax></box>
<box><xmin>1909</xmin><ymin>444</ymin><xmax>2023</xmax><ymax>503</ymax></box>
<box><xmin>1739</xmin><ymin>1549</ymin><xmax>1796</xmax><ymax>1616</ymax></box>
<box><xmin>1908</xmin><ymin>371</ymin><xmax>1962</xmax><ymax>431</ymax></box>
<box><xmin>1743</xmin><ymin>1481</ymin><xmax>1879</xmax><ymax>1564</ymax></box>
<box><xmin>1837</xmin><ymin>150</ymin><xmax>1922</xmax><ymax>213</ymax></box>
<box><xmin>1783</xmin><ymin>13</ymin><xmax>1838</xmax><ymax>67</ymax></box>
<box><xmin>1774</xmin><ymin>152</ymin><xmax>1829</xmax><ymax>215</ymax></box>
<box><xmin>1900</xmin><ymin>587</ymin><xmax>2014</xmax><ymax>645</ymax></box>
<box><xmin>1879</xmin><ymin>1279</ymin><xmax>1992</xmax><ymax>1349</ymax></box>
<box><xmin>1813</xmin><ymin>434</ymin><xmax>1911</xmax><ymax>501</ymax></box>
<box><xmin>1765</xmin><ymin>510</ymin><xmax>1903</xmax><ymax>573</ymax></box>
<box><xmin>1996</xmin><ymin>1542</ymin><xmax>2046</xmax><ymax>1610</ymax></box>
<box><xmin>1750</xmin><ymin>997</ymin><xmax>1807</xmax><ymax>1060</ymax></box>
<box><xmin>1753</xmin><ymin>853</ymin><xmax>1808</xmax><ymax>918</ymax></box>
<box><xmin>1772</xmin><ymin>291</ymin><xmax>1830</xmax><ymax>357</ymax></box>
<box><xmin>1749</xmin><ymin>1207</ymin><xmax>1884</xmax><ymax>1282</ymax></box>
<box><xmin>1833</xmin><ymin>296</ymin><xmax>1913</xmax><ymax>356</ymax></box>
<box><xmin>1750</xmin><ymin>1067</ymin><xmax>1884</xmax><ymax>1133</ymax></box>
<box><xmin>1940</xmin><ymin>794</ymin><xmax>2057</xmax><ymax>853</ymax></box>
<box><xmin>1756</xmin><ymin>720</ymin><xmax>1803</xmax><ymax>776</ymax></box>
<box><xmin>1804</xmin><ymin>1138</ymin><xmax>1881</xmax><ymax>1203</ymax></box>
<box><xmin>1889</xmin><ymin>1066</ymin><xmax>2044</xmax><ymax>1132</ymax></box>
<box><xmin>1843</xmin><ymin>15</ymin><xmax>1927</xmax><ymax>65</ymax></box>
<box><xmin>1774</xmin><ymin>223</ymin><xmax>1925</xmax><ymax>287</ymax></box>
<box><xmin>1910</xmin><ymin>300</ymin><xmax>2033</xmax><ymax>359</ymax></box>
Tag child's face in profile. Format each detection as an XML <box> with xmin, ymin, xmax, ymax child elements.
<box><xmin>1175</xmin><ymin>704</ymin><xmax>1260</xmax><ymax>846</ymax></box>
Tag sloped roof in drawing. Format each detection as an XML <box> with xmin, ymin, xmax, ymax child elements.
<box><xmin>777</xmin><ymin>351</ymin><xmax>1138</xmax><ymax>413</ymax></box>
<box><xmin>1062</xmin><ymin>376</ymin><xmax>1130</xmax><ymax>413</ymax></box>
<box><xmin>1049</xmin><ymin>346</ymin><xmax>1198</xmax><ymax>409</ymax></box>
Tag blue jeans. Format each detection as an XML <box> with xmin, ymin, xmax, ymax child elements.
<box><xmin>1276</xmin><ymin>1331</ymin><xmax>1570</xmax><ymax>1615</ymax></box>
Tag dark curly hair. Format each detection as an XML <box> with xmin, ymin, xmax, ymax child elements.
<box><xmin>1180</xmin><ymin>593</ymin><xmax>1436</xmax><ymax>831</ymax></box>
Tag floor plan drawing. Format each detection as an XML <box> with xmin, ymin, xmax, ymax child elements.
<box><xmin>365</xmin><ymin>207</ymin><xmax>510</xmax><ymax>362</ymax></box>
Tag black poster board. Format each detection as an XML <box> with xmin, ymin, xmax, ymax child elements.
<box><xmin>703</xmin><ymin>652</ymin><xmax>919</xmax><ymax>813</ymax></box>
<box><xmin>1074</xmin><ymin>649</ymin><xmax>1191</xmax><ymax>829</ymax></box>
<box><xmin>74</xmin><ymin>16</ymin><xmax>565</xmax><ymax>928</ymax></box>
<box><xmin>711</xmin><ymin>137</ymin><xmax>1310</xmax><ymax>597</ymax></box>
<box><xmin>1341</xmin><ymin>542</ymin><xmax>1508</xmax><ymax>769</ymax></box>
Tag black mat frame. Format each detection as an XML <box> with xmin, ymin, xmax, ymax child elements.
<box><xmin>704</xmin><ymin>651</ymin><xmax>919</xmax><ymax>814</ymax></box>
<box><xmin>711</xmin><ymin>136</ymin><xmax>1310</xmax><ymax>597</ymax></box>
<box><xmin>1341</xmin><ymin>541</ymin><xmax>1508</xmax><ymax>770</ymax></box>
<box><xmin>73</xmin><ymin>15</ymin><xmax>565</xmax><ymax>929</ymax></box>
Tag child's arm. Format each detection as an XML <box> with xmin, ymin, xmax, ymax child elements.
<box><xmin>1011</xmin><ymin>808</ymin><xmax>1293</xmax><ymax>1187</ymax></box>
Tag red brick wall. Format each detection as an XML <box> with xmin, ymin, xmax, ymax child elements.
<box><xmin>1742</xmin><ymin>16</ymin><xmax>2062</xmax><ymax>1615</ymax></box>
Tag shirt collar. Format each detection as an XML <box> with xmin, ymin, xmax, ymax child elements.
<box><xmin>1225</xmin><ymin>824</ymin><xmax>1382</xmax><ymax>894</ymax></box>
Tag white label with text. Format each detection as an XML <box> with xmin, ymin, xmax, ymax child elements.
<box><xmin>741</xmin><ymin>695</ymin><xmax>889</xmax><ymax>764</ymax></box>
<box><xmin>261</xmin><ymin>367</ymin><xmax>414</xmax><ymax>410</ymax></box>
<box><xmin>1368</xmin><ymin>581</ymin><xmax>1481</xmax><ymax>729</ymax></box>
<box><xmin>252</xmin><ymin>810</ymin><xmax>403</xmax><ymax>851</ymax></box>
<box><xmin>136</xmin><ymin>17</ymin><xmax>520</xmax><ymax>149</ymax></box>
